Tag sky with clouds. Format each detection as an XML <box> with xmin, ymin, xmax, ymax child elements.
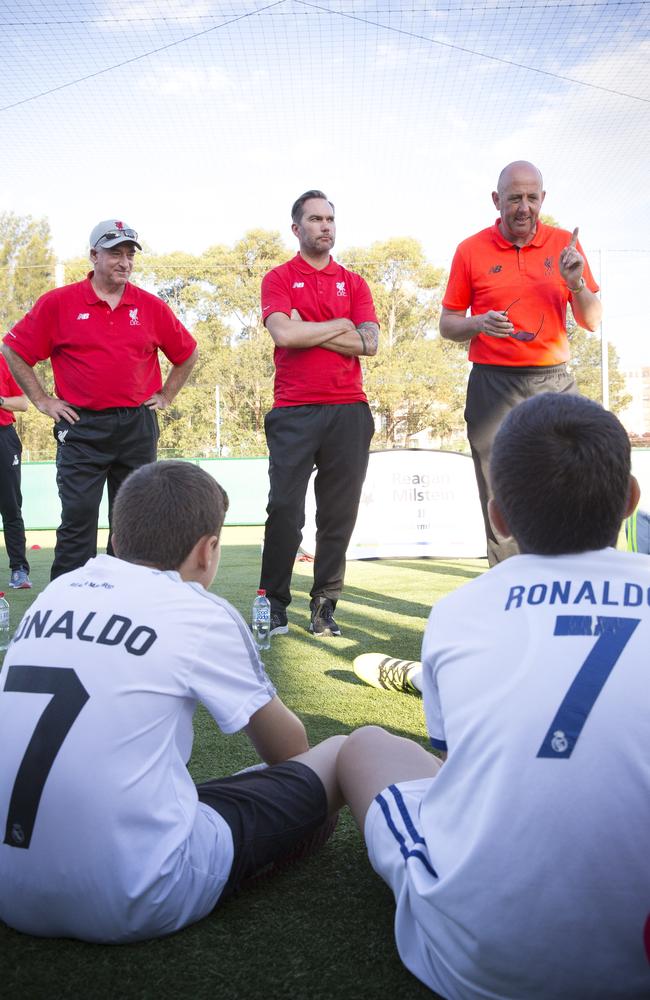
<box><xmin>1</xmin><ymin>0</ymin><xmax>649</xmax><ymax>364</ymax></box>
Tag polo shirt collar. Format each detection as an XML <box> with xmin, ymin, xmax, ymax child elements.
<box><xmin>83</xmin><ymin>272</ymin><xmax>137</xmax><ymax>306</ymax></box>
<box><xmin>491</xmin><ymin>218</ymin><xmax>550</xmax><ymax>250</ymax></box>
<box><xmin>292</xmin><ymin>253</ymin><xmax>339</xmax><ymax>275</ymax></box>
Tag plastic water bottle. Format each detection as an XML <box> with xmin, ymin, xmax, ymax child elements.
<box><xmin>0</xmin><ymin>593</ymin><xmax>10</xmax><ymax>653</ymax></box>
<box><xmin>252</xmin><ymin>589</ymin><xmax>271</xmax><ymax>650</ymax></box>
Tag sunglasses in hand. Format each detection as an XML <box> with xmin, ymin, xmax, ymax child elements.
<box><xmin>502</xmin><ymin>299</ymin><xmax>545</xmax><ymax>342</ymax></box>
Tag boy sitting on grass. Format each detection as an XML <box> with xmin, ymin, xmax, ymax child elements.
<box><xmin>338</xmin><ymin>393</ymin><xmax>650</xmax><ymax>999</ymax></box>
<box><xmin>0</xmin><ymin>461</ymin><xmax>343</xmax><ymax>943</ymax></box>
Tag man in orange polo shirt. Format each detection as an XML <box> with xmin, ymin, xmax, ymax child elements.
<box><xmin>440</xmin><ymin>161</ymin><xmax>601</xmax><ymax>564</ymax></box>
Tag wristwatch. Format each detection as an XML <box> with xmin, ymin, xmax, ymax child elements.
<box><xmin>568</xmin><ymin>276</ymin><xmax>585</xmax><ymax>294</ymax></box>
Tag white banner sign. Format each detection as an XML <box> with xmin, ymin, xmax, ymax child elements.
<box><xmin>301</xmin><ymin>449</ymin><xmax>486</xmax><ymax>560</ymax></box>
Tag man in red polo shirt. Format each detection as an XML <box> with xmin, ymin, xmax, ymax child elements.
<box><xmin>0</xmin><ymin>354</ymin><xmax>31</xmax><ymax>589</ymax></box>
<box><xmin>2</xmin><ymin>219</ymin><xmax>198</xmax><ymax>579</ymax></box>
<box><xmin>260</xmin><ymin>190</ymin><xmax>379</xmax><ymax>636</ymax></box>
<box><xmin>440</xmin><ymin>161</ymin><xmax>601</xmax><ymax>564</ymax></box>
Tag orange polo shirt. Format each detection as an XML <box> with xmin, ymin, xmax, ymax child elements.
<box><xmin>442</xmin><ymin>221</ymin><xmax>599</xmax><ymax>367</ymax></box>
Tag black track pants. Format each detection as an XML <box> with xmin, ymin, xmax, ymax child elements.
<box><xmin>260</xmin><ymin>402</ymin><xmax>374</xmax><ymax>611</ymax></box>
<box><xmin>51</xmin><ymin>406</ymin><xmax>159</xmax><ymax>580</ymax></box>
<box><xmin>465</xmin><ymin>363</ymin><xmax>576</xmax><ymax>566</ymax></box>
<box><xmin>0</xmin><ymin>424</ymin><xmax>29</xmax><ymax>573</ymax></box>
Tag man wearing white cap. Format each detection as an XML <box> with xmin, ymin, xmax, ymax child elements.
<box><xmin>2</xmin><ymin>220</ymin><xmax>198</xmax><ymax>579</ymax></box>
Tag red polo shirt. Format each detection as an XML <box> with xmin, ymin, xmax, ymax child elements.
<box><xmin>442</xmin><ymin>221</ymin><xmax>599</xmax><ymax>366</ymax></box>
<box><xmin>3</xmin><ymin>276</ymin><xmax>197</xmax><ymax>409</ymax></box>
<box><xmin>0</xmin><ymin>354</ymin><xmax>24</xmax><ymax>427</ymax></box>
<box><xmin>261</xmin><ymin>254</ymin><xmax>378</xmax><ymax>406</ymax></box>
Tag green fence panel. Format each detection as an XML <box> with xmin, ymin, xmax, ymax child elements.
<box><xmin>19</xmin><ymin>458</ymin><xmax>270</xmax><ymax>530</ymax></box>
<box><xmin>197</xmin><ymin>458</ymin><xmax>268</xmax><ymax>526</ymax></box>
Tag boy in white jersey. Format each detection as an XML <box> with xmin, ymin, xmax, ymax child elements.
<box><xmin>0</xmin><ymin>461</ymin><xmax>343</xmax><ymax>943</ymax></box>
<box><xmin>338</xmin><ymin>393</ymin><xmax>650</xmax><ymax>999</ymax></box>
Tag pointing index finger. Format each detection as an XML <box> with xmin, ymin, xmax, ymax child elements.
<box><xmin>569</xmin><ymin>226</ymin><xmax>579</xmax><ymax>248</ymax></box>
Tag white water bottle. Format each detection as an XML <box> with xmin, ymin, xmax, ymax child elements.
<box><xmin>0</xmin><ymin>593</ymin><xmax>10</xmax><ymax>652</ymax></box>
<box><xmin>252</xmin><ymin>589</ymin><xmax>271</xmax><ymax>650</ymax></box>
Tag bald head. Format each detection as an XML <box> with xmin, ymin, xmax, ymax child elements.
<box><xmin>497</xmin><ymin>161</ymin><xmax>544</xmax><ymax>194</ymax></box>
<box><xmin>492</xmin><ymin>161</ymin><xmax>546</xmax><ymax>247</ymax></box>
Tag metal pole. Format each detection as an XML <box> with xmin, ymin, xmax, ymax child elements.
<box><xmin>600</xmin><ymin>249</ymin><xmax>609</xmax><ymax>409</ymax></box>
<box><xmin>215</xmin><ymin>384</ymin><xmax>221</xmax><ymax>455</ymax></box>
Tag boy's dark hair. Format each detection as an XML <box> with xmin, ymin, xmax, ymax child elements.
<box><xmin>490</xmin><ymin>393</ymin><xmax>631</xmax><ymax>555</ymax></box>
<box><xmin>112</xmin><ymin>461</ymin><xmax>229</xmax><ymax>569</ymax></box>
<box><xmin>291</xmin><ymin>190</ymin><xmax>334</xmax><ymax>224</ymax></box>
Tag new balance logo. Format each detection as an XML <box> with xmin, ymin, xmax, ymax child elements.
<box><xmin>292</xmin><ymin>282</ymin><xmax>305</xmax><ymax>288</ymax></box>
<box><xmin>12</xmin><ymin>454</ymin><xmax>19</xmax><ymax>466</ymax></box>
<box><xmin>57</xmin><ymin>429</ymin><xmax>69</xmax><ymax>444</ymax></box>
<box><xmin>77</xmin><ymin>313</ymin><xmax>90</xmax><ymax>320</ymax></box>
<box><xmin>488</xmin><ymin>265</ymin><xmax>502</xmax><ymax>274</ymax></box>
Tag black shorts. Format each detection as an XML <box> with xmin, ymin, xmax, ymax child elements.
<box><xmin>196</xmin><ymin>761</ymin><xmax>328</xmax><ymax>897</ymax></box>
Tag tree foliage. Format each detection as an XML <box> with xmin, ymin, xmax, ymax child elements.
<box><xmin>0</xmin><ymin>212</ymin><xmax>56</xmax><ymax>329</ymax></box>
<box><xmin>0</xmin><ymin>213</ymin><xmax>57</xmax><ymax>459</ymax></box>
<box><xmin>137</xmin><ymin>231</ymin><xmax>287</xmax><ymax>456</ymax></box>
<box><xmin>341</xmin><ymin>238</ymin><xmax>466</xmax><ymax>448</ymax></box>
<box><xmin>568</xmin><ymin>320</ymin><xmax>631</xmax><ymax>413</ymax></box>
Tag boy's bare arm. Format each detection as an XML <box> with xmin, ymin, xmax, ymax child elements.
<box><xmin>244</xmin><ymin>696</ymin><xmax>309</xmax><ymax>764</ymax></box>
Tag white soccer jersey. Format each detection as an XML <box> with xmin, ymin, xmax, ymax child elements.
<box><xmin>0</xmin><ymin>556</ymin><xmax>276</xmax><ymax>943</ymax></box>
<box><xmin>371</xmin><ymin>548</ymin><xmax>650</xmax><ymax>999</ymax></box>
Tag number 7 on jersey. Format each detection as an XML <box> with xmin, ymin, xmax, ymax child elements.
<box><xmin>537</xmin><ymin>615</ymin><xmax>639</xmax><ymax>759</ymax></box>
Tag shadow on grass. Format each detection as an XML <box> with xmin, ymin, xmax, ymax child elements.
<box><xmin>256</xmin><ymin>572</ymin><xmax>434</xmax><ymax>670</ymax></box>
<box><xmin>260</xmin><ymin>618</ymin><xmax>425</xmax><ymax>672</ymax></box>
<box><xmin>289</xmin><ymin>579</ymin><xmax>432</xmax><ymax>618</ymax></box>
<box><xmin>387</xmin><ymin>558</ymin><xmax>487</xmax><ymax>579</ymax></box>
<box><xmin>324</xmin><ymin>668</ymin><xmax>368</xmax><ymax>687</ymax></box>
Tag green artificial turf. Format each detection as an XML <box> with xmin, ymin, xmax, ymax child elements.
<box><xmin>0</xmin><ymin>529</ymin><xmax>486</xmax><ymax>1000</ymax></box>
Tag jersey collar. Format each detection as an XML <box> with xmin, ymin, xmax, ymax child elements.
<box><xmin>84</xmin><ymin>272</ymin><xmax>137</xmax><ymax>305</ymax></box>
<box><xmin>491</xmin><ymin>218</ymin><xmax>551</xmax><ymax>250</ymax></box>
<box><xmin>292</xmin><ymin>252</ymin><xmax>339</xmax><ymax>275</ymax></box>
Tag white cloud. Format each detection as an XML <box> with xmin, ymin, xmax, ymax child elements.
<box><xmin>137</xmin><ymin>65</ymin><xmax>233</xmax><ymax>96</ymax></box>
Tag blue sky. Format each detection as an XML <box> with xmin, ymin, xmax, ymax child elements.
<box><xmin>1</xmin><ymin>0</ymin><xmax>649</xmax><ymax>363</ymax></box>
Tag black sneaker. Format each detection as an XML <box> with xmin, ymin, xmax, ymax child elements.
<box><xmin>269</xmin><ymin>611</ymin><xmax>289</xmax><ymax>636</ymax></box>
<box><xmin>309</xmin><ymin>597</ymin><xmax>341</xmax><ymax>637</ymax></box>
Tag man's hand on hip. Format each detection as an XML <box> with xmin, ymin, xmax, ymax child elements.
<box><xmin>38</xmin><ymin>397</ymin><xmax>80</xmax><ymax>423</ymax></box>
<box><xmin>144</xmin><ymin>392</ymin><xmax>170</xmax><ymax>411</ymax></box>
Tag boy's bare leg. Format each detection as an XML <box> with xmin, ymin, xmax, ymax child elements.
<box><xmin>337</xmin><ymin>726</ymin><xmax>442</xmax><ymax>830</ymax></box>
<box><xmin>291</xmin><ymin>735</ymin><xmax>347</xmax><ymax>813</ymax></box>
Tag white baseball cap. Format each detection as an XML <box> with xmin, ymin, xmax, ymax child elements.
<box><xmin>89</xmin><ymin>219</ymin><xmax>142</xmax><ymax>250</ymax></box>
